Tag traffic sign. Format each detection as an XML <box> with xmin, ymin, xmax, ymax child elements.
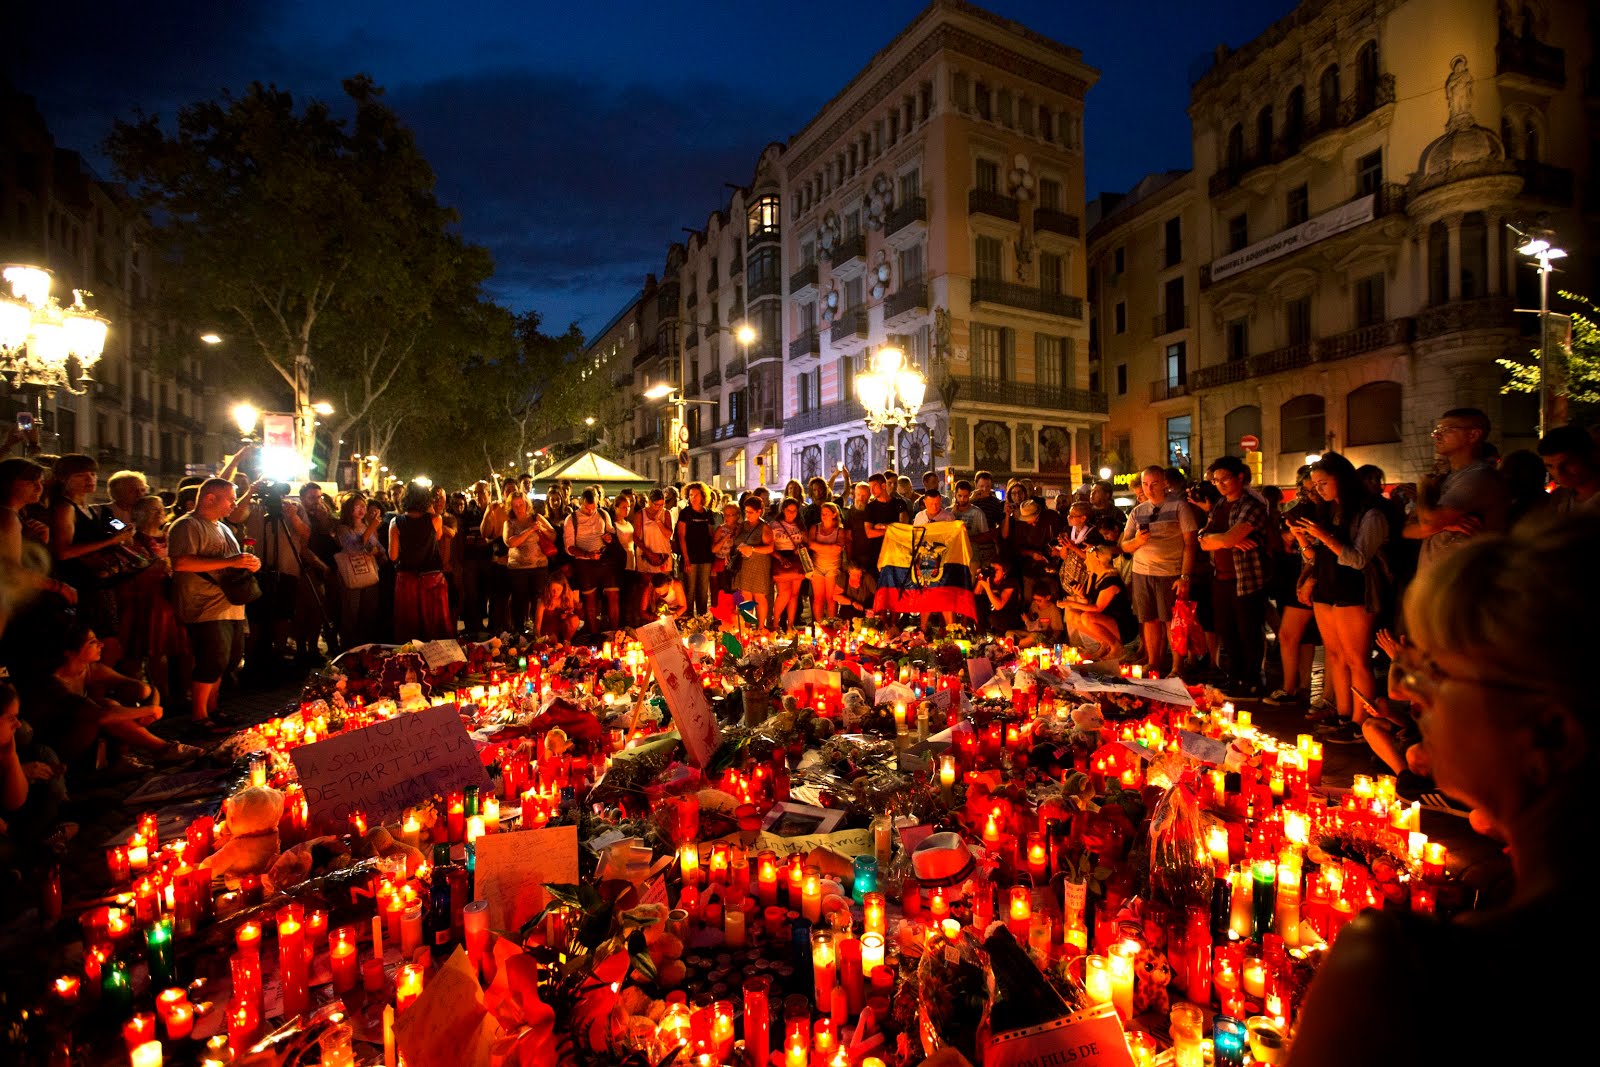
<box><xmin>1239</xmin><ymin>434</ymin><xmax>1260</xmax><ymax>452</ymax></box>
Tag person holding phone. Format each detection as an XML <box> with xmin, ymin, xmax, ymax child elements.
<box><xmin>1119</xmin><ymin>465</ymin><xmax>1199</xmax><ymax>673</ymax></box>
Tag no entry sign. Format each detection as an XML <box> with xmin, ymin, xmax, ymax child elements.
<box><xmin>1239</xmin><ymin>434</ymin><xmax>1260</xmax><ymax>452</ymax></box>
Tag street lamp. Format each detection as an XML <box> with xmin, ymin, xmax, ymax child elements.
<box><xmin>1098</xmin><ymin>466</ymin><xmax>1113</xmax><ymax>481</ymax></box>
<box><xmin>854</xmin><ymin>344</ymin><xmax>926</xmax><ymax>472</ymax></box>
<box><xmin>1514</xmin><ymin>227</ymin><xmax>1569</xmax><ymax>438</ymax></box>
<box><xmin>231</xmin><ymin>402</ymin><xmax>261</xmax><ymax>439</ymax></box>
<box><xmin>311</xmin><ymin>400</ymin><xmax>335</xmax><ymax>416</ymax></box>
<box><xmin>200</xmin><ymin>332</ymin><xmax>223</xmax><ymax>345</ymax></box>
<box><xmin>0</xmin><ymin>264</ymin><xmax>109</xmax><ymax>394</ymax></box>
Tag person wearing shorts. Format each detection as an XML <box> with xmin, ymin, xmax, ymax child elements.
<box><xmin>563</xmin><ymin>488</ymin><xmax>616</xmax><ymax>635</ymax></box>
<box><xmin>1120</xmin><ymin>465</ymin><xmax>1198</xmax><ymax>672</ymax></box>
<box><xmin>170</xmin><ymin>478</ymin><xmax>259</xmax><ymax>724</ymax></box>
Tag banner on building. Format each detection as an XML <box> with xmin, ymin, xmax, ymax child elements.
<box><xmin>875</xmin><ymin>520</ymin><xmax>976</xmax><ymax>618</ymax></box>
<box><xmin>1209</xmin><ymin>192</ymin><xmax>1376</xmax><ymax>283</ymax></box>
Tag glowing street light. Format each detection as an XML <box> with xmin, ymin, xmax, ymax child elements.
<box><xmin>643</xmin><ymin>382</ymin><xmax>674</xmax><ymax>400</ymax></box>
<box><xmin>311</xmin><ymin>400</ymin><xmax>335</xmax><ymax>416</ymax></box>
<box><xmin>200</xmin><ymin>332</ymin><xmax>223</xmax><ymax>345</ymax></box>
<box><xmin>1098</xmin><ymin>466</ymin><xmax>1113</xmax><ymax>481</ymax></box>
<box><xmin>231</xmin><ymin>402</ymin><xmax>261</xmax><ymax>438</ymax></box>
<box><xmin>1515</xmin><ymin>227</ymin><xmax>1570</xmax><ymax>438</ymax></box>
<box><xmin>854</xmin><ymin>344</ymin><xmax>926</xmax><ymax>472</ymax></box>
<box><xmin>735</xmin><ymin>323</ymin><xmax>756</xmax><ymax>346</ymax></box>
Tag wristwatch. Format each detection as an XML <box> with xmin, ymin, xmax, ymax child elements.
<box><xmin>1178</xmin><ymin>574</ymin><xmax>1191</xmax><ymax>581</ymax></box>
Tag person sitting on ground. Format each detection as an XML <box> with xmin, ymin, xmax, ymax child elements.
<box><xmin>536</xmin><ymin>565</ymin><xmax>583</xmax><ymax>642</ymax></box>
<box><xmin>23</xmin><ymin>623</ymin><xmax>200</xmax><ymax>775</ymax></box>
<box><xmin>1060</xmin><ymin>544</ymin><xmax>1138</xmax><ymax>662</ymax></box>
<box><xmin>1020</xmin><ymin>580</ymin><xmax>1065</xmax><ymax>647</ymax></box>
<box><xmin>1289</xmin><ymin>511</ymin><xmax>1597</xmax><ymax>1067</ymax></box>
<box><xmin>648</xmin><ymin>572</ymin><xmax>688</xmax><ymax>620</ymax></box>
<box><xmin>836</xmin><ymin>562</ymin><xmax>878</xmax><ymax>621</ymax></box>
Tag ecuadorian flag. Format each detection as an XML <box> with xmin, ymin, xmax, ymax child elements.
<box><xmin>874</xmin><ymin>521</ymin><xmax>977</xmax><ymax>619</ymax></box>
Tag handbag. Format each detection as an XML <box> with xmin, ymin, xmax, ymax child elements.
<box><xmin>796</xmin><ymin>545</ymin><xmax>815</xmax><ymax>576</ymax></box>
<box><xmin>335</xmin><ymin>547</ymin><xmax>379</xmax><ymax>590</ymax></box>
<box><xmin>208</xmin><ymin>566</ymin><xmax>262</xmax><ymax>606</ymax></box>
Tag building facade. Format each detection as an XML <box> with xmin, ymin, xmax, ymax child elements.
<box><xmin>1</xmin><ymin>83</ymin><xmax>230</xmax><ymax>482</ymax></box>
<box><xmin>1090</xmin><ymin>0</ymin><xmax>1595</xmax><ymax>485</ymax></box>
<box><xmin>591</xmin><ymin>0</ymin><xmax>1106</xmax><ymax>494</ymax></box>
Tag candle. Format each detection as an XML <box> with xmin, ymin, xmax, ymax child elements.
<box><xmin>801</xmin><ymin>865</ymin><xmax>823</xmax><ymax>923</ymax></box>
<box><xmin>938</xmin><ymin>753</ymin><xmax>956</xmax><ymax>801</ymax></box>
<box><xmin>54</xmin><ymin>975</ymin><xmax>80</xmax><ymax>1003</ymax></box>
<box><xmin>709</xmin><ymin>845</ymin><xmax>730</xmax><ymax>885</ymax></box>
<box><xmin>1108</xmin><ymin>941</ymin><xmax>1137</xmax><ymax>1022</ymax></box>
<box><xmin>236</xmin><ymin>920</ymin><xmax>262</xmax><ymax>959</ymax></box>
<box><xmin>1243</xmin><ymin>956</ymin><xmax>1267</xmax><ymax>998</ymax></box>
<box><xmin>863</xmin><ymin>892</ymin><xmax>886</xmax><ymax>937</ymax></box>
<box><xmin>928</xmin><ymin>888</ymin><xmax>949</xmax><ymax>923</ymax></box>
<box><xmin>164</xmin><ymin>1003</ymin><xmax>194</xmax><ymax>1041</ymax></box>
<box><xmin>383</xmin><ymin>1006</ymin><xmax>397</xmax><ymax>1067</ymax></box>
<box><xmin>124</xmin><ymin>1013</ymin><xmax>157</xmax><ymax>1053</ymax></box>
<box><xmin>107</xmin><ymin>845</ymin><xmax>131</xmax><ymax>884</ymax></box>
<box><xmin>757</xmin><ymin>851</ymin><xmax>779</xmax><ymax>908</ymax></box>
<box><xmin>447</xmin><ymin>791</ymin><xmax>465</xmax><ymax>843</ymax></box>
<box><xmin>812</xmin><ymin>929</ymin><xmax>836</xmax><ymax>1004</ymax></box>
<box><xmin>396</xmin><ymin>963</ymin><xmax>424</xmax><ymax>1012</ymax></box>
<box><xmin>466</xmin><ymin>815</ymin><xmax>485</xmax><ymax>844</ymax></box>
<box><xmin>860</xmin><ymin>930</ymin><xmax>885</xmax><ymax>977</ymax></box>
<box><xmin>331</xmin><ymin>926</ymin><xmax>359</xmax><ymax>992</ymax></box>
<box><xmin>1275</xmin><ymin>867</ymin><xmax>1302</xmax><ymax>947</ymax></box>
<box><xmin>384</xmin><ymin>892</ymin><xmax>406</xmax><ymax>946</ymax></box>
<box><xmin>1170</xmin><ymin>1003</ymin><xmax>1205</xmax><ymax>1067</ymax></box>
<box><xmin>813</xmin><ymin>1015</ymin><xmax>836</xmax><ymax>1057</ymax></box>
<box><xmin>1008</xmin><ymin>886</ymin><xmax>1032</xmax><ymax>938</ymax></box>
<box><xmin>1207</xmin><ymin>824</ymin><xmax>1231</xmax><ymax>869</ymax></box>
<box><xmin>131</xmin><ymin>1040</ymin><xmax>163</xmax><ymax>1067</ymax></box>
<box><xmin>680</xmin><ymin>844</ymin><xmax>701</xmax><ymax>885</ymax></box>
<box><xmin>482</xmin><ymin>796</ymin><xmax>500</xmax><ymax>833</ymax></box>
<box><xmin>1026</xmin><ymin>833</ymin><xmax>1048</xmax><ymax>880</ymax></box>
<box><xmin>1084</xmin><ymin>955</ymin><xmax>1113</xmax><ymax>1007</ymax></box>
<box><xmin>725</xmin><ymin>906</ymin><xmax>746</xmax><ymax>948</ymax></box>
<box><xmin>1423</xmin><ymin>842</ymin><xmax>1447</xmax><ymax>882</ymax></box>
<box><xmin>786</xmin><ymin>1023</ymin><xmax>809</xmax><ymax>1067</ymax></box>
<box><xmin>1251</xmin><ymin>859</ymin><xmax>1277</xmax><ymax>939</ymax></box>
<box><xmin>279</xmin><ymin>907</ymin><xmax>310</xmax><ymax>1018</ymax></box>
<box><xmin>401</xmin><ymin>904</ymin><xmax>423</xmax><ymax>954</ymax></box>
<box><xmin>713</xmin><ymin>1000</ymin><xmax>736</xmax><ymax>1062</ymax></box>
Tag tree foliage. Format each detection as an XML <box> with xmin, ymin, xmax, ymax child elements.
<box><xmin>1498</xmin><ymin>290</ymin><xmax>1600</xmax><ymax>421</ymax></box>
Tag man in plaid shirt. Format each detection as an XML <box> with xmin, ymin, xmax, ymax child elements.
<box><xmin>1199</xmin><ymin>455</ymin><xmax>1271</xmax><ymax>698</ymax></box>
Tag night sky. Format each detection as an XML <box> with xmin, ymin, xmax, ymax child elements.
<box><xmin>10</xmin><ymin>0</ymin><xmax>1292</xmax><ymax>338</ymax></box>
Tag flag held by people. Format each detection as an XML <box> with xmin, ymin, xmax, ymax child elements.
<box><xmin>874</xmin><ymin>520</ymin><xmax>977</xmax><ymax>618</ymax></box>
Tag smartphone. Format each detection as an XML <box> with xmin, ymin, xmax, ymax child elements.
<box><xmin>108</xmin><ymin>517</ymin><xmax>127</xmax><ymax>531</ymax></box>
<box><xmin>15</xmin><ymin>412</ymin><xmax>33</xmax><ymax>432</ymax></box>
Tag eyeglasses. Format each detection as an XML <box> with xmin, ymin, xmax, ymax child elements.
<box><xmin>1430</xmin><ymin>424</ymin><xmax>1469</xmax><ymax>438</ymax></box>
<box><xmin>1392</xmin><ymin>650</ymin><xmax>1526</xmax><ymax>703</ymax></box>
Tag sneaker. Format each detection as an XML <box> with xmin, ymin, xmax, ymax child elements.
<box><xmin>1263</xmin><ymin>689</ymin><xmax>1304</xmax><ymax>706</ymax></box>
<box><xmin>1305</xmin><ymin>699</ymin><xmax>1338</xmax><ymax>721</ymax></box>
<box><xmin>1321</xmin><ymin>719</ymin><xmax>1366</xmax><ymax>745</ymax></box>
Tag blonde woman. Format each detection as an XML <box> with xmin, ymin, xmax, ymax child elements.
<box><xmin>807</xmin><ymin>502</ymin><xmax>847</xmax><ymax>621</ymax></box>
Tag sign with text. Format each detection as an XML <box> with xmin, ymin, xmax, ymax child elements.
<box><xmin>290</xmin><ymin>703</ymin><xmax>490</xmax><ymax>831</ymax></box>
<box><xmin>1209</xmin><ymin>192</ymin><xmax>1376</xmax><ymax>283</ymax></box>
<box><xmin>987</xmin><ymin>1003</ymin><xmax>1135</xmax><ymax>1067</ymax></box>
<box><xmin>637</xmin><ymin>617</ymin><xmax>720</xmax><ymax>767</ymax></box>
<box><xmin>474</xmin><ymin>824</ymin><xmax>580</xmax><ymax>934</ymax></box>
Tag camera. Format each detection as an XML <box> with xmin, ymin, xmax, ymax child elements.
<box><xmin>974</xmin><ymin>565</ymin><xmax>995</xmax><ymax>583</ymax></box>
<box><xmin>252</xmin><ymin>481</ymin><xmax>290</xmax><ymax>518</ymax></box>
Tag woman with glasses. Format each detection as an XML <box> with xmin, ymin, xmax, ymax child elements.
<box><xmin>1288</xmin><ymin>452</ymin><xmax>1389</xmax><ymax>740</ymax></box>
<box><xmin>1290</xmin><ymin>512</ymin><xmax>1594</xmax><ymax>1066</ymax></box>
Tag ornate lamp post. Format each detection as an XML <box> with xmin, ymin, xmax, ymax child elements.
<box><xmin>854</xmin><ymin>344</ymin><xmax>926</xmax><ymax>472</ymax></box>
<box><xmin>0</xmin><ymin>264</ymin><xmax>110</xmax><ymax>396</ymax></box>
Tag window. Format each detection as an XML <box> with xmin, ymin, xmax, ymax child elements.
<box><xmin>1040</xmin><ymin>252</ymin><xmax>1063</xmax><ymax>295</ymax></box>
<box><xmin>1038</xmin><ymin>178</ymin><xmax>1063</xmax><ymax>211</ymax></box>
<box><xmin>797</xmin><ymin>370</ymin><xmax>821</xmax><ymax>414</ymax></box>
<box><xmin>951</xmin><ymin>71</ymin><xmax>970</xmax><ymax>110</ymax></box>
<box><xmin>1113</xmin><ymin>246</ymin><xmax>1125</xmax><ymax>275</ymax></box>
<box><xmin>728</xmin><ymin>390</ymin><xmax>745</xmax><ymax>425</ymax></box>
<box><xmin>747</xmin><ymin>195</ymin><xmax>780</xmax><ymax>238</ymax></box>
<box><xmin>1460</xmin><ymin>211</ymin><xmax>1488</xmax><ymax>299</ymax></box>
<box><xmin>801</xmin><ymin>240</ymin><xmax>815</xmax><ymax>266</ymax></box>
<box><xmin>1224</xmin><ymin>405</ymin><xmax>1262</xmax><ymax>458</ymax></box>
<box><xmin>1115</xmin><ymin>363</ymin><xmax>1128</xmax><ymax>395</ymax></box>
<box><xmin>1356</xmin><ymin>150</ymin><xmax>1383</xmax><ymax>197</ymax></box>
<box><xmin>1256</xmin><ymin>106</ymin><xmax>1273</xmax><ymax>159</ymax></box>
<box><xmin>898</xmin><ymin>168</ymin><xmax>920</xmax><ymax>204</ymax></box>
<box><xmin>976</xmin><ymin>158</ymin><xmax>1000</xmax><ymax>193</ymax></box>
<box><xmin>1165</xmin><ymin>341</ymin><xmax>1187</xmax><ymax>386</ymax></box>
<box><xmin>1226</xmin><ymin>124</ymin><xmax>1245</xmax><ymax>170</ymax></box>
<box><xmin>975</xmin><ymin>235</ymin><xmax>1003</xmax><ymax>280</ymax></box>
<box><xmin>898</xmin><ymin>244</ymin><xmax>924</xmax><ymax>284</ymax></box>
<box><xmin>1114</xmin><ymin>301</ymin><xmax>1127</xmax><ymax>334</ymax></box>
<box><xmin>799</xmin><ymin>302</ymin><xmax>816</xmax><ymax>329</ymax></box>
<box><xmin>996</xmin><ymin>89</ymin><xmax>1014</xmax><ymax>127</ymax></box>
<box><xmin>747</xmin><ymin>246</ymin><xmax>781</xmax><ymax>294</ymax></box>
<box><xmin>1428</xmin><ymin>220</ymin><xmax>1450</xmax><ymax>305</ymax></box>
<box><xmin>1036</xmin><ymin>334</ymin><xmax>1072</xmax><ymax>388</ymax></box>
<box><xmin>707</xmin><ymin>259</ymin><xmax>718</xmax><ymax>286</ymax></box>
<box><xmin>1166</xmin><ymin>416</ymin><xmax>1193</xmax><ymax>467</ymax></box>
<box><xmin>1280</xmin><ymin>395</ymin><xmax>1327</xmax><ymax>454</ymax></box>
<box><xmin>1346</xmin><ymin>381</ymin><xmax>1403</xmax><ymax>445</ymax></box>
<box><xmin>1355</xmin><ymin>274</ymin><xmax>1386</xmax><ymax>326</ymax></box>
<box><xmin>1163</xmin><ymin>217</ymin><xmax>1182</xmax><ymax>266</ymax></box>
<box><xmin>1286</xmin><ymin>184</ymin><xmax>1309</xmax><ymax>226</ymax></box>
<box><xmin>1355</xmin><ymin>41</ymin><xmax>1379</xmax><ymax>109</ymax></box>
<box><xmin>1285</xmin><ymin>86</ymin><xmax>1305</xmax><ymax>149</ymax></box>
<box><xmin>1228</xmin><ymin>214</ymin><xmax>1249</xmax><ymax>253</ymax></box>
<box><xmin>1319</xmin><ymin>65</ymin><xmax>1341</xmax><ymax>127</ymax></box>
<box><xmin>1226</xmin><ymin>317</ymin><xmax>1249</xmax><ymax>361</ymax></box>
<box><xmin>838</xmin><ymin>356</ymin><xmax>854</xmax><ymax>399</ymax></box>
<box><xmin>844</xmin><ymin>276</ymin><xmax>864</xmax><ymax>308</ymax></box>
<box><xmin>1038</xmin><ymin>105</ymin><xmax>1053</xmax><ymax>141</ymax></box>
<box><xmin>843</xmin><ymin>208</ymin><xmax>861</xmax><ymax>237</ymax></box>
<box><xmin>975</xmin><ymin>82</ymin><xmax>991</xmax><ymax>120</ymax></box>
<box><xmin>1286</xmin><ymin>296</ymin><xmax>1312</xmax><ymax>346</ymax></box>
<box><xmin>974</xmin><ymin>324</ymin><xmax>1010</xmax><ymax>381</ymax></box>
<box><xmin>1162</xmin><ymin>277</ymin><xmax>1185</xmax><ymax>332</ymax></box>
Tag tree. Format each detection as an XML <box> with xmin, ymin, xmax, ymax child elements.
<box><xmin>1498</xmin><ymin>290</ymin><xmax>1600</xmax><ymax>425</ymax></box>
<box><xmin>106</xmin><ymin>75</ymin><xmax>498</xmax><ymax>476</ymax></box>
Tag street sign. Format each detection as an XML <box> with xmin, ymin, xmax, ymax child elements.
<box><xmin>1239</xmin><ymin>434</ymin><xmax>1260</xmax><ymax>452</ymax></box>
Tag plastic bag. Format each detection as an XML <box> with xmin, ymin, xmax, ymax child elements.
<box><xmin>1169</xmin><ymin>598</ymin><xmax>1198</xmax><ymax>659</ymax></box>
<box><xmin>1145</xmin><ymin>765</ymin><xmax>1212</xmax><ymax>912</ymax></box>
<box><xmin>917</xmin><ymin>922</ymin><xmax>995</xmax><ymax>1063</ymax></box>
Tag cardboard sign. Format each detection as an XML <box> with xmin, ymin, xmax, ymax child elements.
<box><xmin>967</xmin><ymin>656</ymin><xmax>995</xmax><ymax>690</ymax></box>
<box><xmin>754</xmin><ymin>827</ymin><xmax>874</xmax><ymax>861</ymax></box>
<box><xmin>290</xmin><ymin>703</ymin><xmax>490</xmax><ymax>831</ymax></box>
<box><xmin>1066</xmin><ymin>670</ymin><xmax>1197</xmax><ymax>707</ymax></box>
<box><xmin>419</xmin><ymin>638</ymin><xmax>467</xmax><ymax>669</ymax></box>
<box><xmin>473</xmin><ymin>824</ymin><xmax>580</xmax><ymax>933</ymax></box>
<box><xmin>987</xmin><ymin>1002</ymin><xmax>1135</xmax><ymax>1067</ymax></box>
<box><xmin>637</xmin><ymin>617</ymin><xmax>720</xmax><ymax>767</ymax></box>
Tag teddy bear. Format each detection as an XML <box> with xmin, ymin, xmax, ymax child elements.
<box><xmin>1134</xmin><ymin>943</ymin><xmax>1173</xmax><ymax>1016</ymax></box>
<box><xmin>200</xmin><ymin>785</ymin><xmax>284</xmax><ymax>884</ymax></box>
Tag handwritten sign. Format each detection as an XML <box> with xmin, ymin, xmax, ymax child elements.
<box><xmin>637</xmin><ymin>617</ymin><xmax>719</xmax><ymax>767</ymax></box>
<box><xmin>1177</xmin><ymin>729</ymin><xmax>1232</xmax><ymax>766</ymax></box>
<box><xmin>289</xmin><ymin>703</ymin><xmax>490</xmax><ymax>831</ymax></box>
<box><xmin>987</xmin><ymin>1003</ymin><xmax>1135</xmax><ymax>1067</ymax></box>
<box><xmin>473</xmin><ymin>825</ymin><xmax>580</xmax><ymax>933</ymax></box>
<box><xmin>419</xmin><ymin>638</ymin><xmax>467</xmax><ymax>670</ymax></box>
<box><xmin>1066</xmin><ymin>670</ymin><xmax>1197</xmax><ymax>707</ymax></box>
<box><xmin>754</xmin><ymin>827</ymin><xmax>874</xmax><ymax>861</ymax></box>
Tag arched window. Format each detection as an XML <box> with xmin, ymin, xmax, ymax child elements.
<box><xmin>1355</xmin><ymin>42</ymin><xmax>1379</xmax><ymax>109</ymax></box>
<box><xmin>1280</xmin><ymin>395</ymin><xmax>1327</xmax><ymax>455</ymax></box>
<box><xmin>1226</xmin><ymin>124</ymin><xmax>1245</xmax><ymax>171</ymax></box>
<box><xmin>1524</xmin><ymin>120</ymin><xmax>1541</xmax><ymax>162</ymax></box>
<box><xmin>1428</xmin><ymin>220</ymin><xmax>1450</xmax><ymax>305</ymax></box>
<box><xmin>1460</xmin><ymin>212</ymin><xmax>1488</xmax><ymax>300</ymax></box>
<box><xmin>1319</xmin><ymin>65</ymin><xmax>1341</xmax><ymax>127</ymax></box>
<box><xmin>1346</xmin><ymin>381</ymin><xmax>1403</xmax><ymax>446</ymax></box>
<box><xmin>1501</xmin><ymin>117</ymin><xmax>1519</xmax><ymax>157</ymax></box>
<box><xmin>1224</xmin><ymin>405</ymin><xmax>1263</xmax><ymax>458</ymax></box>
<box><xmin>1285</xmin><ymin>87</ymin><xmax>1305</xmax><ymax>149</ymax></box>
<box><xmin>1256</xmin><ymin>106</ymin><xmax>1274</xmax><ymax>159</ymax></box>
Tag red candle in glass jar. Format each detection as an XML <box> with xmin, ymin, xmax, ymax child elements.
<box><xmin>123</xmin><ymin>1012</ymin><xmax>157</xmax><ymax>1052</ymax></box>
<box><xmin>447</xmin><ymin>792</ymin><xmax>466</xmax><ymax>843</ymax></box>
<box><xmin>107</xmin><ymin>845</ymin><xmax>131</xmax><ymax>885</ymax></box>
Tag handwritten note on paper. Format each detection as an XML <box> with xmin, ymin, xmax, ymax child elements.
<box><xmin>754</xmin><ymin>827</ymin><xmax>874</xmax><ymax>861</ymax></box>
<box><xmin>290</xmin><ymin>703</ymin><xmax>490</xmax><ymax>831</ymax></box>
<box><xmin>1066</xmin><ymin>670</ymin><xmax>1198</xmax><ymax>707</ymax></box>
<box><xmin>474</xmin><ymin>825</ymin><xmax>580</xmax><ymax>933</ymax></box>
<box><xmin>637</xmin><ymin>617</ymin><xmax>720</xmax><ymax>768</ymax></box>
<box><xmin>419</xmin><ymin>639</ymin><xmax>468</xmax><ymax>669</ymax></box>
<box><xmin>987</xmin><ymin>1002</ymin><xmax>1135</xmax><ymax>1067</ymax></box>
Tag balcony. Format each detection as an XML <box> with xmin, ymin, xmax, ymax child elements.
<box><xmin>968</xmin><ymin>189</ymin><xmax>1019</xmax><ymax>222</ymax></box>
<box><xmin>1189</xmin><ymin>318</ymin><xmax>1417</xmax><ymax>389</ymax></box>
<box><xmin>684</xmin><ymin>376</ymin><xmax>701</xmax><ymax>398</ymax></box>
<box><xmin>692</xmin><ymin>417</ymin><xmax>749</xmax><ymax>448</ymax></box>
<box><xmin>685</xmin><ymin>327</ymin><xmax>700</xmax><ymax>348</ymax></box>
<box><xmin>750</xmin><ymin>274</ymin><xmax>781</xmax><ymax>301</ymax></box>
<box><xmin>725</xmin><ymin>355</ymin><xmax>746</xmax><ymax>379</ymax></box>
<box><xmin>785</xmin><ymin>397</ymin><xmax>865</xmax><ymax>436</ymax></box>
<box><xmin>1515</xmin><ymin>159</ymin><xmax>1575</xmax><ymax>204</ymax></box>
<box><xmin>747</xmin><ymin>226</ymin><xmax>780</xmax><ymax>251</ymax></box>
<box><xmin>632</xmin><ymin>429</ymin><xmax>664</xmax><ymax>452</ymax></box>
<box><xmin>1150</xmin><ymin>378</ymin><xmax>1190</xmax><ymax>402</ymax></box>
<box><xmin>829</xmin><ymin>308</ymin><xmax>868</xmax><ymax>348</ymax></box>
<box><xmin>1319</xmin><ymin>317</ymin><xmax>1414</xmax><ymax>362</ymax></box>
<box><xmin>702</xmin><ymin>368</ymin><xmax>722</xmax><ymax>389</ymax></box>
<box><xmin>656</xmin><ymin>283</ymin><xmax>680</xmax><ymax>319</ymax></box>
<box><xmin>789</xmin><ymin>326</ymin><xmax>822</xmax><ymax>360</ymax></box>
<box><xmin>159</xmin><ymin>406</ymin><xmax>181</xmax><ymax>424</ymax></box>
<box><xmin>132</xmin><ymin>397</ymin><xmax>153</xmax><ymax>418</ymax></box>
<box><xmin>955</xmin><ymin>377</ymin><xmax>1107</xmax><ymax>413</ymax></box>
<box><xmin>1033</xmin><ymin>208</ymin><xmax>1081</xmax><ymax>239</ymax></box>
<box><xmin>883</xmin><ymin>279</ymin><xmax>928</xmax><ymax>324</ymax></box>
<box><xmin>97</xmin><ymin>381</ymin><xmax>124</xmax><ymax>403</ymax></box>
<box><xmin>885</xmin><ymin>196</ymin><xmax>927</xmax><ymax>241</ymax></box>
<box><xmin>1203</xmin><ymin>184</ymin><xmax>1407</xmax><ymax>289</ymax></box>
<box><xmin>1416</xmin><ymin>296</ymin><xmax>1516</xmax><ymax>340</ymax></box>
<box><xmin>830</xmin><ymin>232</ymin><xmax>867</xmax><ymax>269</ymax></box>
<box><xmin>633</xmin><ymin>341</ymin><xmax>660</xmax><ymax>367</ymax></box>
<box><xmin>1497</xmin><ymin>33</ymin><xmax>1565</xmax><ymax>87</ymax></box>
<box><xmin>970</xmin><ymin>278</ymin><xmax>1083</xmax><ymax>320</ymax></box>
<box><xmin>790</xmin><ymin>262</ymin><xmax>819</xmax><ymax>299</ymax></box>
<box><xmin>1153</xmin><ymin>306</ymin><xmax>1188</xmax><ymax>336</ymax></box>
<box><xmin>686</xmin><ymin>289</ymin><xmax>698</xmax><ymax>309</ymax></box>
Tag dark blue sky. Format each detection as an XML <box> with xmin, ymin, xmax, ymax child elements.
<box><xmin>11</xmin><ymin>0</ymin><xmax>1293</xmax><ymax>338</ymax></box>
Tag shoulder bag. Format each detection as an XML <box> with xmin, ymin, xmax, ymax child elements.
<box><xmin>335</xmin><ymin>547</ymin><xmax>379</xmax><ymax>590</ymax></box>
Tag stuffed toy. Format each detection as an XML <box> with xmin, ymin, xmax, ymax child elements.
<box><xmin>1134</xmin><ymin>943</ymin><xmax>1173</xmax><ymax>1015</ymax></box>
<box><xmin>200</xmin><ymin>785</ymin><xmax>284</xmax><ymax>883</ymax></box>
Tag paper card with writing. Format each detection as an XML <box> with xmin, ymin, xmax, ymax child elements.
<box><xmin>873</xmin><ymin>681</ymin><xmax>916</xmax><ymax>707</ymax></box>
<box><xmin>419</xmin><ymin>638</ymin><xmax>468</xmax><ymax>669</ymax></box>
<box><xmin>755</xmin><ymin>827</ymin><xmax>874</xmax><ymax>861</ymax></box>
<box><xmin>1067</xmin><ymin>670</ymin><xmax>1198</xmax><ymax>707</ymax></box>
<box><xmin>636</xmin><ymin>617</ymin><xmax>720</xmax><ymax>768</ymax></box>
<box><xmin>781</xmin><ymin>668</ymin><xmax>842</xmax><ymax>695</ymax></box>
<box><xmin>967</xmin><ymin>657</ymin><xmax>995</xmax><ymax>690</ymax></box>
<box><xmin>1177</xmin><ymin>729</ymin><xmax>1232</xmax><ymax>766</ymax></box>
<box><xmin>290</xmin><ymin>703</ymin><xmax>490</xmax><ymax>831</ymax></box>
<box><xmin>987</xmin><ymin>1002</ymin><xmax>1135</xmax><ymax>1067</ymax></box>
<box><xmin>473</xmin><ymin>825</ymin><xmax>580</xmax><ymax>934</ymax></box>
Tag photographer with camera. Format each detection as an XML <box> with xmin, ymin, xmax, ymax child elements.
<box><xmin>973</xmin><ymin>557</ymin><xmax>1022</xmax><ymax>635</ymax></box>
